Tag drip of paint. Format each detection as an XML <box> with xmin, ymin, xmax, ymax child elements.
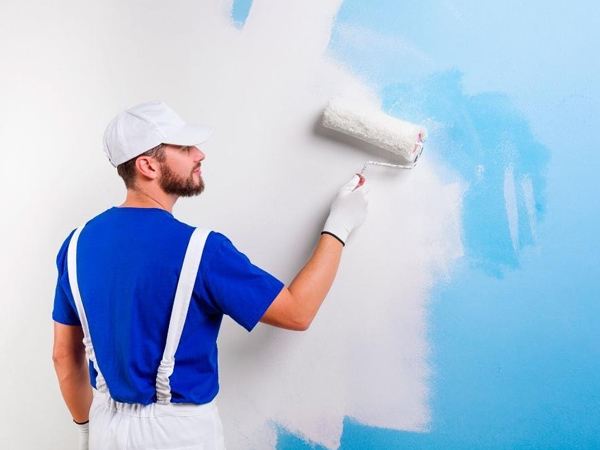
<box><xmin>231</xmin><ymin>0</ymin><xmax>254</xmax><ymax>30</ymax></box>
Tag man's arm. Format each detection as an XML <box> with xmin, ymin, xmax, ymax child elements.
<box><xmin>260</xmin><ymin>233</ymin><xmax>343</xmax><ymax>330</ymax></box>
<box><xmin>260</xmin><ymin>174</ymin><xmax>369</xmax><ymax>331</ymax></box>
<box><xmin>52</xmin><ymin>322</ymin><xmax>93</xmax><ymax>423</ymax></box>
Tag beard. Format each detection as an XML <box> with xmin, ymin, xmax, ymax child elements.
<box><xmin>159</xmin><ymin>162</ymin><xmax>205</xmax><ymax>197</ymax></box>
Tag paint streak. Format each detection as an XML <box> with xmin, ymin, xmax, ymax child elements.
<box><xmin>231</xmin><ymin>0</ymin><xmax>254</xmax><ymax>30</ymax></box>
<box><xmin>521</xmin><ymin>176</ymin><xmax>538</xmax><ymax>245</ymax></box>
<box><xmin>504</xmin><ymin>164</ymin><xmax>519</xmax><ymax>252</ymax></box>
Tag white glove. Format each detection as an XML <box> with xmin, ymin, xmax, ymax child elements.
<box><xmin>74</xmin><ymin>421</ymin><xmax>89</xmax><ymax>450</ymax></box>
<box><xmin>322</xmin><ymin>174</ymin><xmax>370</xmax><ymax>245</ymax></box>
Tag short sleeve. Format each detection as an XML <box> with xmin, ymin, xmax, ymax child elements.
<box><xmin>52</xmin><ymin>230</ymin><xmax>81</xmax><ymax>326</ymax></box>
<box><xmin>202</xmin><ymin>233</ymin><xmax>284</xmax><ymax>332</ymax></box>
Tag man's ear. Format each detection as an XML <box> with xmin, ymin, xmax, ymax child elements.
<box><xmin>135</xmin><ymin>156</ymin><xmax>161</xmax><ymax>181</ymax></box>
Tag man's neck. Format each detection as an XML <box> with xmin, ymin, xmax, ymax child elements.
<box><xmin>119</xmin><ymin>188</ymin><xmax>177</xmax><ymax>213</ymax></box>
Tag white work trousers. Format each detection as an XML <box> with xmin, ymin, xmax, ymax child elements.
<box><xmin>89</xmin><ymin>390</ymin><xmax>226</xmax><ymax>450</ymax></box>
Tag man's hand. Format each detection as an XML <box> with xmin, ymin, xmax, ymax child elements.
<box><xmin>322</xmin><ymin>174</ymin><xmax>370</xmax><ymax>245</ymax></box>
<box><xmin>74</xmin><ymin>421</ymin><xmax>89</xmax><ymax>450</ymax></box>
<box><xmin>260</xmin><ymin>174</ymin><xmax>370</xmax><ymax>331</ymax></box>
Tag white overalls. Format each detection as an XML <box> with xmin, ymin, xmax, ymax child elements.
<box><xmin>68</xmin><ymin>226</ymin><xmax>226</xmax><ymax>450</ymax></box>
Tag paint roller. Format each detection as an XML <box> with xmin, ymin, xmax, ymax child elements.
<box><xmin>322</xmin><ymin>98</ymin><xmax>427</xmax><ymax>186</ymax></box>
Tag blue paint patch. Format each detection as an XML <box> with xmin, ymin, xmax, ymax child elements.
<box><xmin>277</xmin><ymin>426</ymin><xmax>329</xmax><ymax>450</ymax></box>
<box><xmin>231</xmin><ymin>0</ymin><xmax>254</xmax><ymax>30</ymax></box>
<box><xmin>382</xmin><ymin>71</ymin><xmax>549</xmax><ymax>276</ymax></box>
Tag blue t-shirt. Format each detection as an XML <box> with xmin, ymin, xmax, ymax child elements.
<box><xmin>52</xmin><ymin>207</ymin><xmax>284</xmax><ymax>405</ymax></box>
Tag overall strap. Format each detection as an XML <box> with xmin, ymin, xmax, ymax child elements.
<box><xmin>155</xmin><ymin>228</ymin><xmax>211</xmax><ymax>404</ymax></box>
<box><xmin>67</xmin><ymin>225</ymin><xmax>110</xmax><ymax>394</ymax></box>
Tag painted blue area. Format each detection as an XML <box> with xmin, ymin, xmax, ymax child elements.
<box><xmin>279</xmin><ymin>0</ymin><xmax>600</xmax><ymax>448</ymax></box>
<box><xmin>382</xmin><ymin>71</ymin><xmax>549</xmax><ymax>276</ymax></box>
<box><xmin>277</xmin><ymin>427</ymin><xmax>329</xmax><ymax>450</ymax></box>
<box><xmin>231</xmin><ymin>0</ymin><xmax>254</xmax><ymax>30</ymax></box>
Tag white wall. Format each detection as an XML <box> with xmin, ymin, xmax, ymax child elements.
<box><xmin>0</xmin><ymin>1</ymin><xmax>462</xmax><ymax>448</ymax></box>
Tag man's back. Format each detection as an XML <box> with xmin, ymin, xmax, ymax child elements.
<box><xmin>53</xmin><ymin>206</ymin><xmax>283</xmax><ymax>405</ymax></box>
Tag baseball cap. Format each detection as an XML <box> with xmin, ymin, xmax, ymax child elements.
<box><xmin>103</xmin><ymin>100</ymin><xmax>212</xmax><ymax>167</ymax></box>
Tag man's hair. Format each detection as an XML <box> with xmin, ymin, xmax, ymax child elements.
<box><xmin>116</xmin><ymin>143</ymin><xmax>166</xmax><ymax>190</ymax></box>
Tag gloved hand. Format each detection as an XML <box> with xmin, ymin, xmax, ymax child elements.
<box><xmin>74</xmin><ymin>420</ymin><xmax>89</xmax><ymax>450</ymax></box>
<box><xmin>322</xmin><ymin>174</ymin><xmax>370</xmax><ymax>245</ymax></box>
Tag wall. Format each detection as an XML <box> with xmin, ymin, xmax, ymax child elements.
<box><xmin>0</xmin><ymin>1</ymin><xmax>597</xmax><ymax>449</ymax></box>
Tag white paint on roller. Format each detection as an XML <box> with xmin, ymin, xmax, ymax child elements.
<box><xmin>322</xmin><ymin>97</ymin><xmax>428</xmax><ymax>163</ymax></box>
<box><xmin>521</xmin><ymin>175</ymin><xmax>538</xmax><ymax>244</ymax></box>
<box><xmin>1</xmin><ymin>0</ymin><xmax>464</xmax><ymax>449</ymax></box>
<box><xmin>504</xmin><ymin>163</ymin><xmax>519</xmax><ymax>252</ymax></box>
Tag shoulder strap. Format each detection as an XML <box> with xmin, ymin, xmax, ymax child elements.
<box><xmin>155</xmin><ymin>228</ymin><xmax>211</xmax><ymax>404</ymax></box>
<box><xmin>66</xmin><ymin>225</ymin><xmax>110</xmax><ymax>394</ymax></box>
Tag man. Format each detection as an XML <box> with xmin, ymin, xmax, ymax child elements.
<box><xmin>52</xmin><ymin>100</ymin><xmax>369</xmax><ymax>449</ymax></box>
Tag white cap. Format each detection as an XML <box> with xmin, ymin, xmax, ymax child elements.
<box><xmin>103</xmin><ymin>100</ymin><xmax>212</xmax><ymax>167</ymax></box>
